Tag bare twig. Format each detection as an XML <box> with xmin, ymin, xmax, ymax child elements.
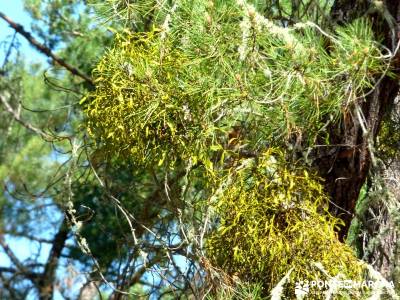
<box><xmin>0</xmin><ymin>11</ymin><xmax>94</xmax><ymax>86</ymax></box>
<box><xmin>0</xmin><ymin>94</ymin><xmax>52</xmax><ymax>140</ymax></box>
<box><xmin>0</xmin><ymin>237</ymin><xmax>38</xmax><ymax>281</ymax></box>
<box><xmin>1</xmin><ymin>31</ymin><xmax>17</xmax><ymax>70</ymax></box>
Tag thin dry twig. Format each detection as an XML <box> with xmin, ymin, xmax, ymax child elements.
<box><xmin>0</xmin><ymin>94</ymin><xmax>52</xmax><ymax>140</ymax></box>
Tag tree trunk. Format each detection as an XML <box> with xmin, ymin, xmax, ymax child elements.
<box><xmin>317</xmin><ymin>0</ymin><xmax>400</xmax><ymax>241</ymax></box>
<box><xmin>38</xmin><ymin>218</ymin><xmax>69</xmax><ymax>300</ymax></box>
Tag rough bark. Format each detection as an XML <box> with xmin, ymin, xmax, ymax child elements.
<box><xmin>316</xmin><ymin>0</ymin><xmax>400</xmax><ymax>240</ymax></box>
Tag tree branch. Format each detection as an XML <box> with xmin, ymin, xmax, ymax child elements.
<box><xmin>0</xmin><ymin>237</ymin><xmax>27</xmax><ymax>275</ymax></box>
<box><xmin>3</xmin><ymin>231</ymin><xmax>71</xmax><ymax>246</ymax></box>
<box><xmin>0</xmin><ymin>94</ymin><xmax>53</xmax><ymax>140</ymax></box>
<box><xmin>0</xmin><ymin>236</ymin><xmax>39</xmax><ymax>282</ymax></box>
<box><xmin>0</xmin><ymin>11</ymin><xmax>94</xmax><ymax>86</ymax></box>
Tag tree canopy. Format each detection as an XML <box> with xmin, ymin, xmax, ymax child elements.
<box><xmin>1</xmin><ymin>0</ymin><xmax>400</xmax><ymax>299</ymax></box>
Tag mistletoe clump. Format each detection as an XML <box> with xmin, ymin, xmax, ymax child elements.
<box><xmin>84</xmin><ymin>0</ymin><xmax>388</xmax><ymax>169</ymax></box>
<box><xmin>83</xmin><ymin>2</ymin><xmax>388</xmax><ymax>292</ymax></box>
<box><xmin>83</xmin><ymin>31</ymin><xmax>216</xmax><ymax>167</ymax></box>
<box><xmin>207</xmin><ymin>149</ymin><xmax>364</xmax><ymax>297</ymax></box>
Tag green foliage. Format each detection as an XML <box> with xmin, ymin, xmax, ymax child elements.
<box><xmin>84</xmin><ymin>1</ymin><xmax>388</xmax><ymax>170</ymax></box>
<box><xmin>0</xmin><ymin>136</ymin><xmax>53</xmax><ymax>191</ymax></box>
<box><xmin>207</xmin><ymin>280</ymin><xmax>264</xmax><ymax>300</ymax></box>
<box><xmin>65</xmin><ymin>161</ymin><xmax>163</xmax><ymax>270</ymax></box>
<box><xmin>0</xmin><ymin>63</ymin><xmax>68</xmax><ymax>195</ymax></box>
<box><xmin>84</xmin><ymin>30</ymin><xmax>213</xmax><ymax>168</ymax></box>
<box><xmin>261</xmin><ymin>0</ymin><xmax>333</xmax><ymax>25</ymax></box>
<box><xmin>88</xmin><ymin>0</ymin><xmax>159</xmax><ymax>29</ymax></box>
<box><xmin>81</xmin><ymin>1</ymin><xmax>392</xmax><ymax>296</ymax></box>
<box><xmin>206</xmin><ymin>149</ymin><xmax>363</xmax><ymax>295</ymax></box>
<box><xmin>377</xmin><ymin>104</ymin><xmax>400</xmax><ymax>164</ymax></box>
<box><xmin>2</xmin><ymin>0</ymin><xmax>399</xmax><ymax>298</ymax></box>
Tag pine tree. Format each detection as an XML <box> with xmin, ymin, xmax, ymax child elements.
<box><xmin>2</xmin><ymin>0</ymin><xmax>400</xmax><ymax>299</ymax></box>
<box><xmin>82</xmin><ymin>0</ymin><xmax>400</xmax><ymax>298</ymax></box>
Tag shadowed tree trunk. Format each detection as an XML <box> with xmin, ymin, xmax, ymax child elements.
<box><xmin>316</xmin><ymin>0</ymin><xmax>400</xmax><ymax>240</ymax></box>
<box><xmin>37</xmin><ymin>218</ymin><xmax>69</xmax><ymax>300</ymax></box>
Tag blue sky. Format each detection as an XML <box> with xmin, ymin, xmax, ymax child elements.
<box><xmin>0</xmin><ymin>0</ymin><xmax>44</xmax><ymax>258</ymax></box>
<box><xmin>0</xmin><ymin>2</ymin><xmax>69</xmax><ymax>298</ymax></box>
<box><xmin>0</xmin><ymin>0</ymin><xmax>46</xmax><ymax>64</ymax></box>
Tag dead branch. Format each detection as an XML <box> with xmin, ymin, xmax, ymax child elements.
<box><xmin>0</xmin><ymin>11</ymin><xmax>94</xmax><ymax>86</ymax></box>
